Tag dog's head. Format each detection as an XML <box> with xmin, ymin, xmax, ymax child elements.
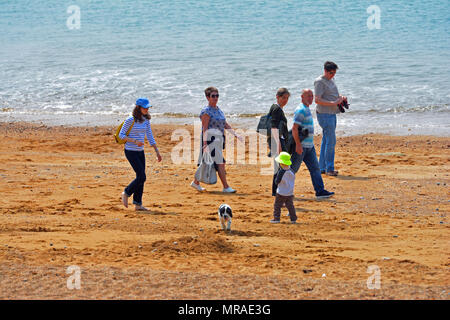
<box><xmin>218</xmin><ymin>204</ymin><xmax>232</xmax><ymax>219</ymax></box>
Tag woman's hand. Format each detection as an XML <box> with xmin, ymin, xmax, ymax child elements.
<box><xmin>202</xmin><ymin>143</ymin><xmax>209</xmax><ymax>154</ymax></box>
<box><xmin>156</xmin><ymin>152</ymin><xmax>162</xmax><ymax>162</ymax></box>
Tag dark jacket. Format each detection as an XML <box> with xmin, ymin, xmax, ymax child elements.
<box><xmin>268</xmin><ymin>104</ymin><xmax>289</xmax><ymax>153</ymax></box>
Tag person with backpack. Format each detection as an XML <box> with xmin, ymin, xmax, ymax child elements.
<box><xmin>268</xmin><ymin>88</ymin><xmax>291</xmax><ymax>196</ymax></box>
<box><xmin>119</xmin><ymin>98</ymin><xmax>162</xmax><ymax>211</ymax></box>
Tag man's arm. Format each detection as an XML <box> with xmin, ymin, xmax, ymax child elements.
<box><xmin>315</xmin><ymin>96</ymin><xmax>344</xmax><ymax>107</ymax></box>
<box><xmin>292</xmin><ymin>123</ymin><xmax>303</xmax><ymax>155</ymax></box>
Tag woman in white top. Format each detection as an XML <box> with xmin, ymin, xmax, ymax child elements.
<box><xmin>119</xmin><ymin>98</ymin><xmax>162</xmax><ymax>210</ymax></box>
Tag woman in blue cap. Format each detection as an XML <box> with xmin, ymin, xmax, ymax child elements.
<box><xmin>119</xmin><ymin>98</ymin><xmax>162</xmax><ymax>211</ymax></box>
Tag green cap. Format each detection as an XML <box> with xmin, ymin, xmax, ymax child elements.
<box><xmin>275</xmin><ymin>151</ymin><xmax>292</xmax><ymax>166</ymax></box>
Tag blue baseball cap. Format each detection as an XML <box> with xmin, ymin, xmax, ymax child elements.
<box><xmin>136</xmin><ymin>98</ymin><xmax>152</xmax><ymax>109</ymax></box>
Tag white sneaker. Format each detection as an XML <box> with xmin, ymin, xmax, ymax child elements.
<box><xmin>121</xmin><ymin>192</ymin><xmax>128</xmax><ymax>208</ymax></box>
<box><xmin>190</xmin><ymin>181</ymin><xmax>205</xmax><ymax>192</ymax></box>
<box><xmin>222</xmin><ymin>187</ymin><xmax>236</xmax><ymax>193</ymax></box>
<box><xmin>135</xmin><ymin>205</ymin><xmax>149</xmax><ymax>211</ymax></box>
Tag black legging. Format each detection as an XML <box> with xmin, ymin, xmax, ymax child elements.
<box><xmin>124</xmin><ymin>149</ymin><xmax>146</xmax><ymax>206</ymax></box>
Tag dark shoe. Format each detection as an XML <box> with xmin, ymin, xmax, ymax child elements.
<box><xmin>321</xmin><ymin>170</ymin><xmax>325</xmax><ymax>174</ymax></box>
<box><xmin>316</xmin><ymin>190</ymin><xmax>335</xmax><ymax>199</ymax></box>
<box><xmin>290</xmin><ymin>220</ymin><xmax>297</xmax><ymax>224</ymax></box>
<box><xmin>270</xmin><ymin>219</ymin><xmax>280</xmax><ymax>224</ymax></box>
<box><xmin>326</xmin><ymin>171</ymin><xmax>338</xmax><ymax>176</ymax></box>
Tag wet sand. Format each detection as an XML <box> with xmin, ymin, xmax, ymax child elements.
<box><xmin>0</xmin><ymin>122</ymin><xmax>449</xmax><ymax>299</ymax></box>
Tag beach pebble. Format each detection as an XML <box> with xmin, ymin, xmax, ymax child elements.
<box><xmin>152</xmin><ymin>249</ymin><xmax>157</xmax><ymax>252</ymax></box>
<box><xmin>138</xmin><ymin>245</ymin><xmax>142</xmax><ymax>249</ymax></box>
<box><xmin>382</xmin><ymin>257</ymin><xmax>391</xmax><ymax>260</ymax></box>
<box><xmin>173</xmin><ymin>242</ymin><xmax>178</xmax><ymax>245</ymax></box>
<box><xmin>199</xmin><ymin>228</ymin><xmax>204</xmax><ymax>232</ymax></box>
<box><xmin>360</xmin><ymin>196</ymin><xmax>365</xmax><ymax>200</ymax></box>
<box><xmin>94</xmin><ymin>175</ymin><xmax>101</xmax><ymax>179</ymax></box>
<box><xmin>440</xmin><ymin>221</ymin><xmax>444</xmax><ymax>224</ymax></box>
<box><xmin>393</xmin><ymin>235</ymin><xmax>398</xmax><ymax>238</ymax></box>
<box><xmin>322</xmin><ymin>273</ymin><xmax>326</xmax><ymax>277</ymax></box>
<box><xmin>49</xmin><ymin>243</ymin><xmax>53</xmax><ymax>246</ymax></box>
<box><xmin>253</xmin><ymin>244</ymin><xmax>260</xmax><ymax>247</ymax></box>
<box><xmin>302</xmin><ymin>269</ymin><xmax>312</xmax><ymax>274</ymax></box>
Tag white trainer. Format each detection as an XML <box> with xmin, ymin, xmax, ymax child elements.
<box><xmin>222</xmin><ymin>187</ymin><xmax>236</xmax><ymax>193</ymax></box>
<box><xmin>121</xmin><ymin>192</ymin><xmax>128</xmax><ymax>208</ymax></box>
<box><xmin>190</xmin><ymin>181</ymin><xmax>205</xmax><ymax>192</ymax></box>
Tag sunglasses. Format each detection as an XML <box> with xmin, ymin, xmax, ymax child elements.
<box><xmin>210</xmin><ymin>94</ymin><xmax>219</xmax><ymax>98</ymax></box>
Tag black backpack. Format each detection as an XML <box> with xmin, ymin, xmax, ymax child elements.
<box><xmin>256</xmin><ymin>112</ymin><xmax>272</xmax><ymax>136</ymax></box>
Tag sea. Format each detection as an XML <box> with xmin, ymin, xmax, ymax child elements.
<box><xmin>1</xmin><ymin>0</ymin><xmax>449</xmax><ymax>136</ymax></box>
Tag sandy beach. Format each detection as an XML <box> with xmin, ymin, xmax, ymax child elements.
<box><xmin>0</xmin><ymin>122</ymin><xmax>448</xmax><ymax>299</ymax></box>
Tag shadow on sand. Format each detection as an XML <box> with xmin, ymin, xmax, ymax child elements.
<box><xmin>214</xmin><ymin>229</ymin><xmax>263</xmax><ymax>237</ymax></box>
<box><xmin>207</xmin><ymin>191</ymin><xmax>251</xmax><ymax>196</ymax></box>
<box><xmin>136</xmin><ymin>210</ymin><xmax>178</xmax><ymax>216</ymax></box>
<box><xmin>334</xmin><ymin>175</ymin><xmax>371</xmax><ymax>181</ymax></box>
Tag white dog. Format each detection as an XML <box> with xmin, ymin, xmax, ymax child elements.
<box><xmin>218</xmin><ymin>204</ymin><xmax>232</xmax><ymax>231</ymax></box>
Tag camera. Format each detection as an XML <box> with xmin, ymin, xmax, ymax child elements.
<box><xmin>337</xmin><ymin>99</ymin><xmax>350</xmax><ymax>113</ymax></box>
<box><xmin>298</xmin><ymin>126</ymin><xmax>309</xmax><ymax>141</ymax></box>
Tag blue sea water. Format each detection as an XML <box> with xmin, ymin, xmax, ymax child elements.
<box><xmin>0</xmin><ymin>0</ymin><xmax>449</xmax><ymax>135</ymax></box>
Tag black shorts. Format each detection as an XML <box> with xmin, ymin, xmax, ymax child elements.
<box><xmin>198</xmin><ymin>135</ymin><xmax>225</xmax><ymax>170</ymax></box>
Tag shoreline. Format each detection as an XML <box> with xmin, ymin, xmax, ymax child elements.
<box><xmin>0</xmin><ymin>122</ymin><xmax>449</xmax><ymax>299</ymax></box>
<box><xmin>1</xmin><ymin>115</ymin><xmax>449</xmax><ymax>138</ymax></box>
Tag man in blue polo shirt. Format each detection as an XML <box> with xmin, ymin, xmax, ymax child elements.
<box><xmin>291</xmin><ymin>89</ymin><xmax>334</xmax><ymax>199</ymax></box>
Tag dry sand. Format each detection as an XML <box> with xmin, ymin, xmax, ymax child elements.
<box><xmin>0</xmin><ymin>122</ymin><xmax>449</xmax><ymax>299</ymax></box>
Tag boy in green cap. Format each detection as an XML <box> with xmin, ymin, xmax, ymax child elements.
<box><xmin>271</xmin><ymin>152</ymin><xmax>297</xmax><ymax>224</ymax></box>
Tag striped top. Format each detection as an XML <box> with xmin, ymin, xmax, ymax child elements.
<box><xmin>293</xmin><ymin>104</ymin><xmax>315</xmax><ymax>148</ymax></box>
<box><xmin>119</xmin><ymin>116</ymin><xmax>156</xmax><ymax>151</ymax></box>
